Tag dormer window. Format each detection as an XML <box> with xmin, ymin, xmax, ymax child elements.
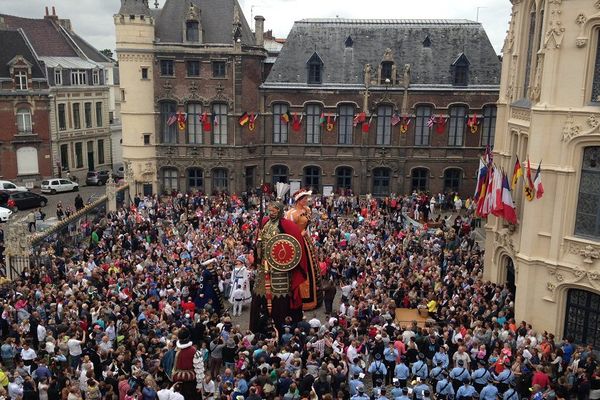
<box><xmin>381</xmin><ymin>61</ymin><xmax>393</xmax><ymax>83</ymax></box>
<box><xmin>92</xmin><ymin>69</ymin><xmax>100</xmax><ymax>86</ymax></box>
<box><xmin>423</xmin><ymin>35</ymin><xmax>432</xmax><ymax>48</ymax></box>
<box><xmin>345</xmin><ymin>36</ymin><xmax>353</xmax><ymax>48</ymax></box>
<box><xmin>186</xmin><ymin>21</ymin><xmax>199</xmax><ymax>42</ymax></box>
<box><xmin>71</xmin><ymin>70</ymin><xmax>87</xmax><ymax>86</ymax></box>
<box><xmin>452</xmin><ymin>53</ymin><xmax>470</xmax><ymax>87</ymax></box>
<box><xmin>54</xmin><ymin>68</ymin><xmax>63</xmax><ymax>86</ymax></box>
<box><xmin>15</xmin><ymin>70</ymin><xmax>27</xmax><ymax>90</ymax></box>
<box><xmin>307</xmin><ymin>52</ymin><xmax>323</xmax><ymax>84</ymax></box>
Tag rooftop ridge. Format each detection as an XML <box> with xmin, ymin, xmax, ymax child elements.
<box><xmin>295</xmin><ymin>18</ymin><xmax>480</xmax><ymax>25</ymax></box>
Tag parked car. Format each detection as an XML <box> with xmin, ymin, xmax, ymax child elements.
<box><xmin>8</xmin><ymin>192</ymin><xmax>47</xmax><ymax>210</ymax></box>
<box><xmin>86</xmin><ymin>170</ymin><xmax>110</xmax><ymax>186</ymax></box>
<box><xmin>0</xmin><ymin>180</ymin><xmax>28</xmax><ymax>192</ymax></box>
<box><xmin>0</xmin><ymin>206</ymin><xmax>12</xmax><ymax>222</ymax></box>
<box><xmin>114</xmin><ymin>165</ymin><xmax>124</xmax><ymax>180</ymax></box>
<box><xmin>41</xmin><ymin>179</ymin><xmax>79</xmax><ymax>194</ymax></box>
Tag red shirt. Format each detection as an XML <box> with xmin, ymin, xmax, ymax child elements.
<box><xmin>531</xmin><ymin>371</ymin><xmax>550</xmax><ymax>389</ymax></box>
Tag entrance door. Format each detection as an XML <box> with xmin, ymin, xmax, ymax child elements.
<box><xmin>87</xmin><ymin>141</ymin><xmax>94</xmax><ymax>171</ymax></box>
<box><xmin>143</xmin><ymin>183</ymin><xmax>153</xmax><ymax>197</ymax></box>
<box><xmin>506</xmin><ymin>258</ymin><xmax>516</xmax><ymax>295</ymax></box>
<box><xmin>564</xmin><ymin>289</ymin><xmax>600</xmax><ymax>348</ymax></box>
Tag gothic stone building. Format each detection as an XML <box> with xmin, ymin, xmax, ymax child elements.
<box><xmin>117</xmin><ymin>0</ymin><xmax>501</xmax><ymax>196</ymax></box>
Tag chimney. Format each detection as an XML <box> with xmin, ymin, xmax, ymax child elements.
<box><xmin>44</xmin><ymin>5</ymin><xmax>58</xmax><ymax>20</ymax></box>
<box><xmin>45</xmin><ymin>6</ymin><xmax>49</xmax><ymax>16</ymax></box>
<box><xmin>254</xmin><ymin>15</ymin><xmax>265</xmax><ymax>47</ymax></box>
<box><xmin>59</xmin><ymin>19</ymin><xmax>72</xmax><ymax>31</ymax></box>
<box><xmin>52</xmin><ymin>6</ymin><xmax>56</xmax><ymax>15</ymax></box>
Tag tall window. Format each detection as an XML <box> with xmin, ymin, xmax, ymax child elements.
<box><xmin>212</xmin><ymin>168</ymin><xmax>228</xmax><ymax>192</ymax></box>
<box><xmin>212</xmin><ymin>61</ymin><xmax>226</xmax><ymax>78</ymax></box>
<box><xmin>187</xmin><ymin>103</ymin><xmax>202</xmax><ymax>144</ymax></box>
<box><xmin>523</xmin><ymin>3</ymin><xmax>537</xmax><ymax>98</ymax></box>
<box><xmin>73</xmin><ymin>103</ymin><xmax>81</xmax><ymax>130</ymax></box>
<box><xmin>162</xmin><ymin>168</ymin><xmax>179</xmax><ymax>192</ymax></box>
<box><xmin>96</xmin><ymin>102</ymin><xmax>103</xmax><ymax>127</ymax></box>
<box><xmin>415</xmin><ymin>106</ymin><xmax>432</xmax><ymax>146</ymax></box>
<box><xmin>71</xmin><ymin>70</ymin><xmax>87</xmax><ymax>85</ymax></box>
<box><xmin>338</xmin><ymin>104</ymin><xmax>354</xmax><ymax>145</ymax></box>
<box><xmin>75</xmin><ymin>142</ymin><xmax>83</xmax><ymax>168</ymax></box>
<box><xmin>212</xmin><ymin>103</ymin><xmax>228</xmax><ymax>145</ymax></box>
<box><xmin>448</xmin><ymin>106</ymin><xmax>467</xmax><ymax>146</ymax></box>
<box><xmin>376</xmin><ymin>105</ymin><xmax>393</xmax><ymax>145</ymax></box>
<box><xmin>481</xmin><ymin>106</ymin><xmax>497</xmax><ymax>147</ymax></box>
<box><xmin>186</xmin><ymin>61</ymin><xmax>200</xmax><ymax>77</ymax></box>
<box><xmin>273</xmin><ymin>103</ymin><xmax>289</xmax><ymax>144</ymax></box>
<box><xmin>160</xmin><ymin>60</ymin><xmax>174</xmax><ymax>76</ymax></box>
<box><xmin>564</xmin><ymin>289</ymin><xmax>600</xmax><ymax>348</ymax></box>
<box><xmin>58</xmin><ymin>104</ymin><xmax>66</xmax><ymax>130</ymax></box>
<box><xmin>305</xmin><ymin>104</ymin><xmax>321</xmax><ymax>144</ymax></box>
<box><xmin>575</xmin><ymin>147</ymin><xmax>600</xmax><ymax>239</ymax></box>
<box><xmin>307</xmin><ymin>53</ymin><xmax>323</xmax><ymax>84</ymax></box>
<box><xmin>84</xmin><ymin>102</ymin><xmax>92</xmax><ymax>128</ymax></box>
<box><xmin>15</xmin><ymin>70</ymin><xmax>27</xmax><ymax>90</ymax></box>
<box><xmin>92</xmin><ymin>69</ymin><xmax>100</xmax><ymax>85</ymax></box>
<box><xmin>271</xmin><ymin>165</ymin><xmax>288</xmax><ymax>185</ymax></box>
<box><xmin>160</xmin><ymin>101</ymin><xmax>177</xmax><ymax>143</ymax></box>
<box><xmin>97</xmin><ymin>139</ymin><xmax>105</xmax><ymax>165</ymax></box>
<box><xmin>60</xmin><ymin>144</ymin><xmax>69</xmax><ymax>169</ymax></box>
<box><xmin>16</xmin><ymin>108</ymin><xmax>32</xmax><ymax>134</ymax></box>
<box><xmin>381</xmin><ymin>62</ymin><xmax>393</xmax><ymax>83</ymax></box>
<box><xmin>304</xmin><ymin>166</ymin><xmax>321</xmax><ymax>192</ymax></box>
<box><xmin>336</xmin><ymin>167</ymin><xmax>352</xmax><ymax>190</ymax></box>
<box><xmin>411</xmin><ymin>168</ymin><xmax>428</xmax><ymax>192</ymax></box>
<box><xmin>592</xmin><ymin>31</ymin><xmax>600</xmax><ymax>102</ymax></box>
<box><xmin>54</xmin><ymin>68</ymin><xmax>62</xmax><ymax>85</ymax></box>
<box><xmin>188</xmin><ymin>168</ymin><xmax>203</xmax><ymax>190</ymax></box>
<box><xmin>444</xmin><ymin>169</ymin><xmax>461</xmax><ymax>193</ymax></box>
<box><xmin>186</xmin><ymin>21</ymin><xmax>199</xmax><ymax>42</ymax></box>
<box><xmin>373</xmin><ymin>168</ymin><xmax>390</xmax><ymax>196</ymax></box>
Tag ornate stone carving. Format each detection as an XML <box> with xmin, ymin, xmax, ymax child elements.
<box><xmin>576</xmin><ymin>13</ymin><xmax>587</xmax><ymax>25</ymax></box>
<box><xmin>185</xmin><ymin>3</ymin><xmax>198</xmax><ymax>21</ymax></box>
<box><xmin>495</xmin><ymin>231</ymin><xmax>516</xmax><ymax>255</ymax></box>
<box><xmin>512</xmin><ymin>108</ymin><xmax>531</xmax><ymax>121</ymax></box>
<box><xmin>546</xmin><ymin>282</ymin><xmax>556</xmax><ymax>292</ymax></box>
<box><xmin>503</xmin><ymin>5</ymin><xmax>518</xmax><ymax>53</ymax></box>
<box><xmin>561</xmin><ymin>112</ymin><xmax>582</xmax><ymax>141</ymax></box>
<box><xmin>580</xmin><ymin>245</ymin><xmax>600</xmax><ymax>264</ymax></box>
<box><xmin>544</xmin><ymin>0</ymin><xmax>565</xmax><ymax>49</ymax></box>
<box><xmin>402</xmin><ymin>64</ymin><xmax>411</xmax><ymax>88</ymax></box>
<box><xmin>596</xmin><ymin>0</ymin><xmax>600</xmax><ymax>9</ymax></box>
<box><xmin>530</xmin><ymin>54</ymin><xmax>544</xmax><ymax>102</ymax></box>
<box><xmin>382</xmin><ymin>48</ymin><xmax>394</xmax><ymax>62</ymax></box>
<box><xmin>364</xmin><ymin>64</ymin><xmax>372</xmax><ymax>87</ymax></box>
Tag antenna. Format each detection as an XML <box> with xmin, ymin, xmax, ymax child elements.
<box><xmin>476</xmin><ymin>7</ymin><xmax>487</xmax><ymax>22</ymax></box>
<box><xmin>251</xmin><ymin>5</ymin><xmax>255</xmax><ymax>22</ymax></box>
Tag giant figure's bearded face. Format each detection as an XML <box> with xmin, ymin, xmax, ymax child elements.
<box><xmin>268</xmin><ymin>202</ymin><xmax>284</xmax><ymax>220</ymax></box>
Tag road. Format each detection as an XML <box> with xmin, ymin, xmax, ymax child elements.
<box><xmin>6</xmin><ymin>184</ymin><xmax>106</xmax><ymax>226</ymax></box>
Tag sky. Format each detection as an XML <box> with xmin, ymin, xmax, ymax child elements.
<box><xmin>1</xmin><ymin>0</ymin><xmax>512</xmax><ymax>54</ymax></box>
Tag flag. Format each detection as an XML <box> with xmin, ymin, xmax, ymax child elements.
<box><xmin>167</xmin><ymin>113</ymin><xmax>177</xmax><ymax>126</ymax></box>
<box><xmin>484</xmin><ymin>144</ymin><xmax>493</xmax><ymax>166</ymax></box>
<box><xmin>524</xmin><ymin>158</ymin><xmax>536</xmax><ymax>201</ymax></box>
<box><xmin>177</xmin><ymin>112</ymin><xmax>186</xmax><ymax>131</ymax></box>
<box><xmin>501</xmin><ymin>172</ymin><xmax>518</xmax><ymax>224</ymax></box>
<box><xmin>427</xmin><ymin>115</ymin><xmax>435</xmax><ymax>128</ymax></box>
<box><xmin>391</xmin><ymin>112</ymin><xmax>401</xmax><ymax>126</ymax></box>
<box><xmin>212</xmin><ymin>113</ymin><xmax>219</xmax><ymax>127</ymax></box>
<box><xmin>248</xmin><ymin>113</ymin><xmax>257</xmax><ymax>131</ymax></box>
<box><xmin>511</xmin><ymin>157</ymin><xmax>523</xmax><ymax>190</ymax></box>
<box><xmin>400</xmin><ymin>116</ymin><xmax>411</xmax><ymax>134</ymax></box>
<box><xmin>239</xmin><ymin>112</ymin><xmax>249</xmax><ymax>126</ymax></box>
<box><xmin>319</xmin><ymin>112</ymin><xmax>327</xmax><ymax>125</ymax></box>
<box><xmin>490</xmin><ymin>167</ymin><xmax>504</xmax><ymax>218</ymax></box>
<box><xmin>534</xmin><ymin>161</ymin><xmax>544</xmax><ymax>199</ymax></box>
<box><xmin>362</xmin><ymin>115</ymin><xmax>373</xmax><ymax>133</ymax></box>
<box><xmin>479</xmin><ymin>166</ymin><xmax>495</xmax><ymax>218</ymax></box>
<box><xmin>280</xmin><ymin>111</ymin><xmax>291</xmax><ymax>124</ymax></box>
<box><xmin>325</xmin><ymin>115</ymin><xmax>335</xmax><ymax>132</ymax></box>
<box><xmin>202</xmin><ymin>112</ymin><xmax>212</xmax><ymax>132</ymax></box>
<box><xmin>435</xmin><ymin>116</ymin><xmax>447</xmax><ymax>134</ymax></box>
<box><xmin>474</xmin><ymin>158</ymin><xmax>488</xmax><ymax>201</ymax></box>
<box><xmin>353</xmin><ymin>112</ymin><xmax>366</xmax><ymax>127</ymax></box>
<box><xmin>291</xmin><ymin>113</ymin><xmax>302</xmax><ymax>132</ymax></box>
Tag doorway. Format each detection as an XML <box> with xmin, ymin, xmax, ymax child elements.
<box><xmin>505</xmin><ymin>257</ymin><xmax>516</xmax><ymax>296</ymax></box>
<box><xmin>87</xmin><ymin>141</ymin><xmax>94</xmax><ymax>171</ymax></box>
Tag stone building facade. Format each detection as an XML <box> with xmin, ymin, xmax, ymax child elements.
<box><xmin>484</xmin><ymin>0</ymin><xmax>600</xmax><ymax>347</ymax></box>
<box><xmin>0</xmin><ymin>27</ymin><xmax>52</xmax><ymax>181</ymax></box>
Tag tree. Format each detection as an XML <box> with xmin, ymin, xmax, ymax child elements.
<box><xmin>100</xmin><ymin>49</ymin><xmax>114</xmax><ymax>60</ymax></box>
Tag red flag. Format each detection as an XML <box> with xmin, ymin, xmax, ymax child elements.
<box><xmin>435</xmin><ymin>116</ymin><xmax>447</xmax><ymax>134</ymax></box>
<box><xmin>533</xmin><ymin>161</ymin><xmax>544</xmax><ymax>199</ymax></box>
<box><xmin>501</xmin><ymin>173</ymin><xmax>518</xmax><ymax>224</ymax></box>
<box><xmin>177</xmin><ymin>113</ymin><xmax>186</xmax><ymax>131</ymax></box>
<box><xmin>524</xmin><ymin>158</ymin><xmax>535</xmax><ymax>201</ymax></box>
<box><xmin>362</xmin><ymin>115</ymin><xmax>372</xmax><ymax>133</ymax></box>
<box><xmin>291</xmin><ymin>113</ymin><xmax>302</xmax><ymax>132</ymax></box>
<box><xmin>353</xmin><ymin>112</ymin><xmax>366</xmax><ymax>127</ymax></box>
<box><xmin>202</xmin><ymin>112</ymin><xmax>212</xmax><ymax>132</ymax></box>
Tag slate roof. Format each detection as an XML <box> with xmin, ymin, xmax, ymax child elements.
<box><xmin>265</xmin><ymin>19</ymin><xmax>501</xmax><ymax>87</ymax></box>
<box><xmin>155</xmin><ymin>0</ymin><xmax>254</xmax><ymax>46</ymax></box>
<box><xmin>67</xmin><ymin>31</ymin><xmax>112</xmax><ymax>63</ymax></box>
<box><xmin>119</xmin><ymin>0</ymin><xmax>152</xmax><ymax>16</ymax></box>
<box><xmin>0</xmin><ymin>29</ymin><xmax>45</xmax><ymax>79</ymax></box>
<box><xmin>1</xmin><ymin>14</ymin><xmax>77</xmax><ymax>57</ymax></box>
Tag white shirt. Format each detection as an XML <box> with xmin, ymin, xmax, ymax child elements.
<box><xmin>21</xmin><ymin>347</ymin><xmax>37</xmax><ymax>361</ymax></box>
<box><xmin>37</xmin><ymin>324</ymin><xmax>47</xmax><ymax>343</ymax></box>
<box><xmin>157</xmin><ymin>389</ymin><xmax>172</xmax><ymax>400</ymax></box>
<box><xmin>67</xmin><ymin>338</ymin><xmax>83</xmax><ymax>356</ymax></box>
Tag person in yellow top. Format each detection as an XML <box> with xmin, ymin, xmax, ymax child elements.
<box><xmin>285</xmin><ymin>189</ymin><xmax>322</xmax><ymax>310</ymax></box>
<box><xmin>0</xmin><ymin>367</ymin><xmax>8</xmax><ymax>390</ymax></box>
<box><xmin>427</xmin><ymin>298</ymin><xmax>438</xmax><ymax>318</ymax></box>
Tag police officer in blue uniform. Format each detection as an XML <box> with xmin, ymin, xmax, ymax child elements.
<box><xmin>412</xmin><ymin>353</ymin><xmax>429</xmax><ymax>380</ymax></box>
<box><xmin>450</xmin><ymin>360</ymin><xmax>470</xmax><ymax>392</ymax></box>
<box><xmin>395</xmin><ymin>356</ymin><xmax>410</xmax><ymax>388</ymax></box>
<box><xmin>455</xmin><ymin>378</ymin><xmax>477</xmax><ymax>400</ymax></box>
<box><xmin>391</xmin><ymin>379</ymin><xmax>403</xmax><ymax>399</ymax></box>
<box><xmin>503</xmin><ymin>382</ymin><xmax>519</xmax><ymax>400</ymax></box>
<box><xmin>368</xmin><ymin>353</ymin><xmax>388</xmax><ymax>388</ymax></box>
<box><xmin>479</xmin><ymin>376</ymin><xmax>500</xmax><ymax>400</ymax></box>
<box><xmin>413</xmin><ymin>379</ymin><xmax>431</xmax><ymax>400</ymax></box>
<box><xmin>494</xmin><ymin>364</ymin><xmax>515</xmax><ymax>394</ymax></box>
<box><xmin>429</xmin><ymin>360</ymin><xmax>445</xmax><ymax>388</ymax></box>
<box><xmin>432</xmin><ymin>345</ymin><xmax>450</xmax><ymax>369</ymax></box>
<box><xmin>352</xmin><ymin>385</ymin><xmax>370</xmax><ymax>400</ymax></box>
<box><xmin>471</xmin><ymin>360</ymin><xmax>490</xmax><ymax>393</ymax></box>
<box><xmin>349</xmin><ymin>373</ymin><xmax>363</xmax><ymax>396</ymax></box>
<box><xmin>435</xmin><ymin>371</ymin><xmax>455</xmax><ymax>400</ymax></box>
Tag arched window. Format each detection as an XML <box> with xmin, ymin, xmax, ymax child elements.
<box><xmin>444</xmin><ymin>169</ymin><xmax>462</xmax><ymax>193</ymax></box>
<box><xmin>336</xmin><ymin>167</ymin><xmax>353</xmax><ymax>190</ymax></box>
<box><xmin>212</xmin><ymin>168</ymin><xmax>228</xmax><ymax>193</ymax></box>
<box><xmin>272</xmin><ymin>103</ymin><xmax>289</xmax><ymax>144</ymax></box>
<box><xmin>338</xmin><ymin>104</ymin><xmax>354</xmax><ymax>145</ymax></box>
<box><xmin>271</xmin><ymin>165</ymin><xmax>289</xmax><ymax>185</ymax></box>
<box><xmin>187</xmin><ymin>103</ymin><xmax>202</xmax><ymax>144</ymax></box>
<box><xmin>186</xmin><ymin>21</ymin><xmax>199</xmax><ymax>42</ymax></box>
<box><xmin>481</xmin><ymin>106</ymin><xmax>497</xmax><ymax>147</ymax></box>
<box><xmin>212</xmin><ymin>103</ymin><xmax>228</xmax><ymax>145</ymax></box>
<box><xmin>591</xmin><ymin>30</ymin><xmax>600</xmax><ymax>102</ymax></box>
<box><xmin>188</xmin><ymin>168</ymin><xmax>203</xmax><ymax>191</ymax></box>
<box><xmin>305</xmin><ymin>104</ymin><xmax>321</xmax><ymax>144</ymax></box>
<box><xmin>307</xmin><ymin>53</ymin><xmax>323</xmax><ymax>84</ymax></box>
<box><xmin>575</xmin><ymin>147</ymin><xmax>600</xmax><ymax>239</ymax></box>
<box><xmin>160</xmin><ymin>101</ymin><xmax>177</xmax><ymax>143</ymax></box>
<box><xmin>162</xmin><ymin>168</ymin><xmax>178</xmax><ymax>192</ymax></box>
<box><xmin>380</xmin><ymin>61</ymin><xmax>393</xmax><ymax>83</ymax></box>
<box><xmin>448</xmin><ymin>106</ymin><xmax>467</xmax><ymax>146</ymax></box>
<box><xmin>411</xmin><ymin>168</ymin><xmax>428</xmax><ymax>193</ymax></box>
<box><xmin>415</xmin><ymin>106</ymin><xmax>432</xmax><ymax>146</ymax></box>
<box><xmin>16</xmin><ymin>146</ymin><xmax>38</xmax><ymax>175</ymax></box>
<box><xmin>452</xmin><ymin>54</ymin><xmax>470</xmax><ymax>86</ymax></box>
<box><xmin>372</xmin><ymin>168</ymin><xmax>390</xmax><ymax>196</ymax></box>
<box><xmin>16</xmin><ymin>108</ymin><xmax>32</xmax><ymax>134</ymax></box>
<box><xmin>303</xmin><ymin>166</ymin><xmax>321</xmax><ymax>192</ymax></box>
<box><xmin>564</xmin><ymin>289</ymin><xmax>600</xmax><ymax>348</ymax></box>
<box><xmin>376</xmin><ymin>105</ymin><xmax>393</xmax><ymax>145</ymax></box>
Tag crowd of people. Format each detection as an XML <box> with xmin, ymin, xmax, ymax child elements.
<box><xmin>0</xmin><ymin>190</ymin><xmax>596</xmax><ymax>400</ymax></box>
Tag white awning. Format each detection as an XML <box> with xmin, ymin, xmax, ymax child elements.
<box><xmin>38</xmin><ymin>56</ymin><xmax>102</xmax><ymax>69</ymax></box>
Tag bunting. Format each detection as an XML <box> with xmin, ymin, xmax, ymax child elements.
<box><xmin>248</xmin><ymin>113</ymin><xmax>257</xmax><ymax>132</ymax></box>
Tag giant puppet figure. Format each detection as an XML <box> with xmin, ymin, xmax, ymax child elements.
<box><xmin>285</xmin><ymin>189</ymin><xmax>323</xmax><ymax>310</ymax></box>
<box><xmin>249</xmin><ymin>201</ymin><xmax>307</xmax><ymax>333</ymax></box>
<box><xmin>171</xmin><ymin>328</ymin><xmax>204</xmax><ymax>400</ymax></box>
